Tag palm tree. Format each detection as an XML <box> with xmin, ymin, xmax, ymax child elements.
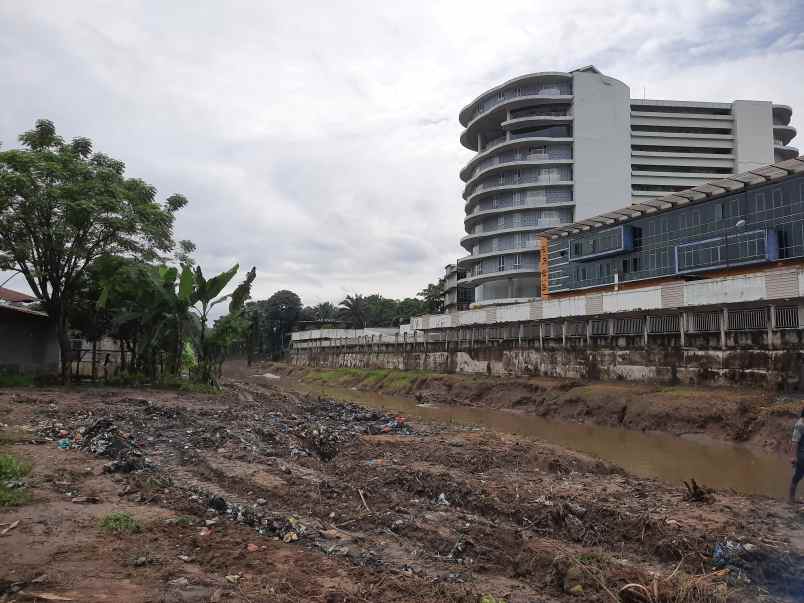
<box><xmin>338</xmin><ymin>294</ymin><xmax>368</xmax><ymax>328</ymax></box>
<box><xmin>312</xmin><ymin>301</ymin><xmax>337</xmax><ymax>321</ymax></box>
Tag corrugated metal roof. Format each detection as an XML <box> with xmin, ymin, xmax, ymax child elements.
<box><xmin>0</xmin><ymin>287</ymin><xmax>36</xmax><ymax>303</ymax></box>
<box><xmin>542</xmin><ymin>156</ymin><xmax>804</xmax><ymax>239</ymax></box>
<box><xmin>0</xmin><ymin>302</ymin><xmax>48</xmax><ymax>318</ymax></box>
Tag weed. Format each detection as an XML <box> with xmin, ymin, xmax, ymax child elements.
<box><xmin>0</xmin><ymin>453</ymin><xmax>32</xmax><ymax>507</ymax></box>
<box><xmin>0</xmin><ymin>487</ymin><xmax>32</xmax><ymax>507</ymax></box>
<box><xmin>479</xmin><ymin>596</ymin><xmax>507</xmax><ymax>603</ymax></box>
<box><xmin>99</xmin><ymin>512</ymin><xmax>143</xmax><ymax>534</ymax></box>
<box><xmin>0</xmin><ymin>454</ymin><xmax>31</xmax><ymax>480</ymax></box>
<box><xmin>173</xmin><ymin>515</ymin><xmax>196</xmax><ymax>526</ymax></box>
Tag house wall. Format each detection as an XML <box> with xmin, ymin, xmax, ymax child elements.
<box><xmin>0</xmin><ymin>309</ymin><xmax>60</xmax><ymax>373</ymax></box>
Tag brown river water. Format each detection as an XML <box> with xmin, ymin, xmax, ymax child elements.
<box><xmin>285</xmin><ymin>378</ymin><xmax>793</xmax><ymax>500</ymax></box>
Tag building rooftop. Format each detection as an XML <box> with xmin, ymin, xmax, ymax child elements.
<box><xmin>541</xmin><ymin>156</ymin><xmax>804</xmax><ymax>239</ymax></box>
<box><xmin>0</xmin><ymin>287</ymin><xmax>36</xmax><ymax>303</ymax></box>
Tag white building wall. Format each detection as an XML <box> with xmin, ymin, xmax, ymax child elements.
<box><xmin>571</xmin><ymin>71</ymin><xmax>632</xmax><ymax>220</ymax></box>
<box><xmin>733</xmin><ymin>100</ymin><xmax>775</xmax><ymax>172</ymax></box>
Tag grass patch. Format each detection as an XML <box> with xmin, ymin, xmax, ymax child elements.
<box><xmin>0</xmin><ymin>374</ymin><xmax>35</xmax><ymax>387</ymax></box>
<box><xmin>99</xmin><ymin>512</ymin><xmax>143</xmax><ymax>534</ymax></box>
<box><xmin>0</xmin><ymin>487</ymin><xmax>32</xmax><ymax>506</ymax></box>
<box><xmin>173</xmin><ymin>515</ymin><xmax>196</xmax><ymax>526</ymax></box>
<box><xmin>0</xmin><ymin>453</ymin><xmax>33</xmax><ymax>507</ymax></box>
<box><xmin>0</xmin><ymin>454</ymin><xmax>31</xmax><ymax>480</ymax></box>
<box><xmin>303</xmin><ymin>367</ymin><xmax>436</xmax><ymax>389</ymax></box>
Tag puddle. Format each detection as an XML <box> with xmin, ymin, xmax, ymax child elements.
<box><xmin>292</xmin><ymin>380</ymin><xmax>792</xmax><ymax>500</ymax></box>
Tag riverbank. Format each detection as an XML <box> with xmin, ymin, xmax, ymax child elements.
<box><xmin>1</xmin><ymin>379</ymin><xmax>803</xmax><ymax>601</ymax></box>
<box><xmin>270</xmin><ymin>363</ymin><xmax>803</xmax><ymax>453</ymax></box>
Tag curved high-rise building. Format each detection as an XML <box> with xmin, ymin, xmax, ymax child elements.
<box><xmin>446</xmin><ymin>65</ymin><xmax>797</xmax><ymax>310</ymax></box>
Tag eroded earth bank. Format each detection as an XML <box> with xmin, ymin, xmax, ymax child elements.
<box><xmin>1</xmin><ymin>371</ymin><xmax>803</xmax><ymax>602</ymax></box>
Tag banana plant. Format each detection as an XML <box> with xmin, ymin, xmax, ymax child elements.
<box><xmin>190</xmin><ymin>264</ymin><xmax>256</xmax><ymax>384</ymax></box>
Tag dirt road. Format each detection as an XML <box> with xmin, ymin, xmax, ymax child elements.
<box><xmin>1</xmin><ymin>374</ymin><xmax>803</xmax><ymax>602</ymax></box>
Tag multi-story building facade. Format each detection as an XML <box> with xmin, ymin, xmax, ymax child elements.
<box><xmin>447</xmin><ymin>65</ymin><xmax>797</xmax><ymax>309</ymax></box>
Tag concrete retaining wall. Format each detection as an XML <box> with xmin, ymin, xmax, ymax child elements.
<box><xmin>290</xmin><ymin>345</ymin><xmax>804</xmax><ymax>388</ymax></box>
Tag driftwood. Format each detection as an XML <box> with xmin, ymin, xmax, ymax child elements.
<box><xmin>683</xmin><ymin>478</ymin><xmax>714</xmax><ymax>503</ymax></box>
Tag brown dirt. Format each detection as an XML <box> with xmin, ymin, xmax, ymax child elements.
<box><xmin>1</xmin><ymin>372</ymin><xmax>803</xmax><ymax>602</ymax></box>
<box><xmin>277</xmin><ymin>364</ymin><xmax>804</xmax><ymax>453</ymax></box>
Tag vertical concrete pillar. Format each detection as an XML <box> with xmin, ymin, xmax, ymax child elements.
<box><xmin>768</xmin><ymin>304</ymin><xmax>775</xmax><ymax>351</ymax></box>
<box><xmin>518</xmin><ymin>323</ymin><xmax>523</xmax><ymax>347</ymax></box>
<box><xmin>721</xmin><ymin>308</ymin><xmax>727</xmax><ymax>350</ymax></box>
<box><xmin>561</xmin><ymin>321</ymin><xmax>567</xmax><ymax>348</ymax></box>
<box><xmin>585</xmin><ymin>319</ymin><xmax>591</xmax><ymax>348</ymax></box>
<box><xmin>679</xmin><ymin>312</ymin><xmax>686</xmax><ymax>348</ymax></box>
<box><xmin>539</xmin><ymin>322</ymin><xmax>544</xmax><ymax>351</ymax></box>
<box><xmin>643</xmin><ymin>315</ymin><xmax>649</xmax><ymax>348</ymax></box>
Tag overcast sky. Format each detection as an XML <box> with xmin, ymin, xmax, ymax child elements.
<box><xmin>2</xmin><ymin>1</ymin><xmax>803</xmax><ymax>308</ymax></box>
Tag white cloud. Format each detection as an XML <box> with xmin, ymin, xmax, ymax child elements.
<box><xmin>1</xmin><ymin>0</ymin><xmax>802</xmax><ymax>308</ymax></box>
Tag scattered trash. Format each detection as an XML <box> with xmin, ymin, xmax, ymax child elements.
<box><xmin>225</xmin><ymin>574</ymin><xmax>241</xmax><ymax>584</ymax></box>
<box><xmin>57</xmin><ymin>438</ymin><xmax>71</xmax><ymax>449</ymax></box>
<box><xmin>713</xmin><ymin>539</ymin><xmax>758</xmax><ymax>583</ymax></box>
<box><xmin>246</xmin><ymin>543</ymin><xmax>259</xmax><ymax>552</ymax></box>
<box><xmin>177</xmin><ymin>555</ymin><xmax>193</xmax><ymax>562</ymax></box>
<box><xmin>169</xmin><ymin>577</ymin><xmax>190</xmax><ymax>587</ymax></box>
<box><xmin>71</xmin><ymin>496</ymin><xmax>99</xmax><ymax>504</ymax></box>
<box><xmin>198</xmin><ymin>527</ymin><xmax>212</xmax><ymax>537</ymax></box>
<box><xmin>282</xmin><ymin>531</ymin><xmax>299</xmax><ymax>543</ymax></box>
<box><xmin>435</xmin><ymin>493</ymin><xmax>450</xmax><ymax>506</ymax></box>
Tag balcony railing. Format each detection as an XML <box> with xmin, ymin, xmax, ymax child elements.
<box><xmin>469</xmin><ymin>147</ymin><xmax>573</xmax><ymax>178</ymax></box>
<box><xmin>471</xmin><ymin>85</ymin><xmax>572</xmax><ymax>120</ymax></box>
<box><xmin>470</xmin><ymin>218</ymin><xmax>567</xmax><ymax>235</ymax></box>
<box><xmin>468</xmin><ymin>174</ymin><xmax>572</xmax><ymax>196</ymax></box>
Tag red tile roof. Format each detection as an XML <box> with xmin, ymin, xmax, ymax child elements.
<box><xmin>0</xmin><ymin>287</ymin><xmax>36</xmax><ymax>303</ymax></box>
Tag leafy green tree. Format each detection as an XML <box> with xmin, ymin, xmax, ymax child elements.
<box><xmin>396</xmin><ymin>297</ymin><xmax>426</xmax><ymax>323</ymax></box>
<box><xmin>263</xmin><ymin>290</ymin><xmax>302</xmax><ymax>354</ymax></box>
<box><xmin>418</xmin><ymin>280</ymin><xmax>445</xmax><ymax>314</ymax></box>
<box><xmin>0</xmin><ymin>120</ymin><xmax>186</xmax><ymax>379</ymax></box>
<box><xmin>365</xmin><ymin>294</ymin><xmax>398</xmax><ymax>327</ymax></box>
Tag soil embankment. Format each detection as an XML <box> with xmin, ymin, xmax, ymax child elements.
<box><xmin>272</xmin><ymin>363</ymin><xmax>804</xmax><ymax>453</ymax></box>
<box><xmin>1</xmin><ymin>378</ymin><xmax>803</xmax><ymax>602</ymax></box>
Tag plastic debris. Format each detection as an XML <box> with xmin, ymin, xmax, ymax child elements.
<box><xmin>57</xmin><ymin>438</ymin><xmax>71</xmax><ymax>449</ymax></box>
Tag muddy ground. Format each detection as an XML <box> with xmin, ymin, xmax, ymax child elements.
<box><xmin>276</xmin><ymin>364</ymin><xmax>804</xmax><ymax>453</ymax></box>
<box><xmin>1</xmin><ymin>371</ymin><xmax>804</xmax><ymax>602</ymax></box>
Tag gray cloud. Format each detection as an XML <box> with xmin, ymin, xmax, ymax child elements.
<box><xmin>1</xmin><ymin>0</ymin><xmax>802</xmax><ymax>310</ymax></box>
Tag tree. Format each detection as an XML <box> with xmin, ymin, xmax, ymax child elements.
<box><xmin>365</xmin><ymin>294</ymin><xmax>398</xmax><ymax>327</ymax></box>
<box><xmin>191</xmin><ymin>264</ymin><xmax>256</xmax><ymax>384</ymax></box>
<box><xmin>396</xmin><ymin>297</ymin><xmax>426</xmax><ymax>323</ymax></box>
<box><xmin>338</xmin><ymin>294</ymin><xmax>368</xmax><ymax>328</ymax></box>
<box><xmin>311</xmin><ymin>301</ymin><xmax>337</xmax><ymax>322</ymax></box>
<box><xmin>264</xmin><ymin>290</ymin><xmax>302</xmax><ymax>354</ymax></box>
<box><xmin>418</xmin><ymin>280</ymin><xmax>445</xmax><ymax>314</ymax></box>
<box><xmin>0</xmin><ymin>120</ymin><xmax>186</xmax><ymax>379</ymax></box>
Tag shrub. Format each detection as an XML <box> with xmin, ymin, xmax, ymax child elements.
<box><xmin>99</xmin><ymin>512</ymin><xmax>143</xmax><ymax>534</ymax></box>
